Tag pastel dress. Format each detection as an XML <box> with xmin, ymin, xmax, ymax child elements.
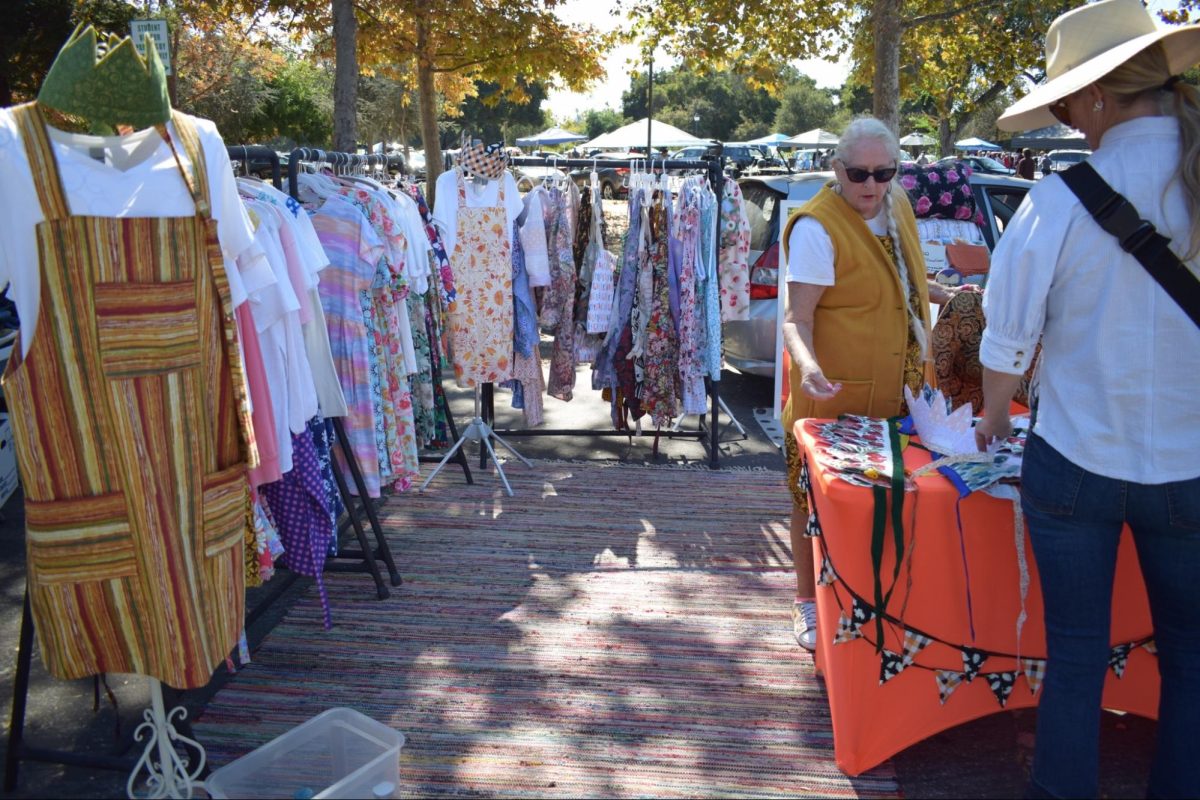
<box><xmin>447</xmin><ymin>171</ymin><xmax>514</xmax><ymax>387</ymax></box>
<box><xmin>2</xmin><ymin>104</ymin><xmax>256</xmax><ymax>689</ymax></box>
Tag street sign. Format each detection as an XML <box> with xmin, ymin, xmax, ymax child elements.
<box><xmin>130</xmin><ymin>19</ymin><xmax>172</xmax><ymax>76</ymax></box>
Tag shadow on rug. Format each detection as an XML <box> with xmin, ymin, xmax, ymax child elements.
<box><xmin>195</xmin><ymin>462</ymin><xmax>899</xmax><ymax>798</ymax></box>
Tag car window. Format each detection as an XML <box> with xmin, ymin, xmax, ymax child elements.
<box><xmin>982</xmin><ymin>187</ymin><xmax>1029</xmax><ymax>238</ymax></box>
<box><xmin>741</xmin><ymin>183</ymin><xmax>779</xmax><ymax>252</ymax></box>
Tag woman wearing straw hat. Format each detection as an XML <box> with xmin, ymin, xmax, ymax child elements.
<box><xmin>975</xmin><ymin>0</ymin><xmax>1200</xmax><ymax>796</ymax></box>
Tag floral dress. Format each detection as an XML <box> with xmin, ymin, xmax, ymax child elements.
<box><xmin>447</xmin><ymin>170</ymin><xmax>514</xmax><ymax>387</ymax></box>
<box><xmin>641</xmin><ymin>195</ymin><xmax>680</xmax><ymax>428</ymax></box>
<box><xmin>675</xmin><ymin>187</ymin><xmax>707</xmax><ymax>413</ymax></box>
<box><xmin>718</xmin><ymin>178</ymin><xmax>752</xmax><ymax>322</ymax></box>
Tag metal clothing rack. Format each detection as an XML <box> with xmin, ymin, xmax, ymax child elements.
<box><xmin>487</xmin><ymin>154</ymin><xmax>729</xmax><ymax>469</ymax></box>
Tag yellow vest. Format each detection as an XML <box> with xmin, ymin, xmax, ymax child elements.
<box><xmin>782</xmin><ymin>183</ymin><xmax>932</xmax><ymax>428</ymax></box>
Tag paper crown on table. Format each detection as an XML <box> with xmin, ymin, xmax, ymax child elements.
<box><xmin>905</xmin><ymin>384</ymin><xmax>993</xmax><ymax>457</ymax></box>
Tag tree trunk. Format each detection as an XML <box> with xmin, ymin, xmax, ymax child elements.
<box><xmin>331</xmin><ymin>0</ymin><xmax>358</xmax><ymax>153</ymax></box>
<box><xmin>416</xmin><ymin>11</ymin><xmax>442</xmax><ymax>205</ymax></box>
<box><xmin>939</xmin><ymin>116</ymin><xmax>952</xmax><ymax>159</ymax></box>
<box><xmin>871</xmin><ymin>0</ymin><xmax>904</xmax><ymax>134</ymax></box>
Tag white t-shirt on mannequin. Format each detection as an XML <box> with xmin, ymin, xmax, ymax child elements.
<box><xmin>432</xmin><ymin>169</ymin><xmax>524</xmax><ymax>256</ymax></box>
<box><xmin>0</xmin><ymin>109</ymin><xmax>263</xmax><ymax>356</ymax></box>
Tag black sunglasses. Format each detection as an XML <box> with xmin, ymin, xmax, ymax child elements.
<box><xmin>843</xmin><ymin>166</ymin><xmax>898</xmax><ymax>183</ymax></box>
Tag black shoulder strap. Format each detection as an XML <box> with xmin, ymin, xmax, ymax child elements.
<box><xmin>1059</xmin><ymin>162</ymin><xmax>1200</xmax><ymax>328</ymax></box>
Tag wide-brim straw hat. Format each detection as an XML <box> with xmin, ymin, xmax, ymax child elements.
<box><xmin>997</xmin><ymin>0</ymin><xmax>1200</xmax><ymax>132</ymax></box>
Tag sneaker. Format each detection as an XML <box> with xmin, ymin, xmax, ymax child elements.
<box><xmin>792</xmin><ymin>600</ymin><xmax>818</xmax><ymax>651</ymax></box>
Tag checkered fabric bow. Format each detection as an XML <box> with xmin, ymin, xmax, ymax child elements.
<box><xmin>459</xmin><ymin>139</ymin><xmax>509</xmax><ymax>180</ymax></box>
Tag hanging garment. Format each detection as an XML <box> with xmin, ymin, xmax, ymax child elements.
<box><xmin>312</xmin><ymin>195</ymin><xmax>385</xmax><ymax>497</ymax></box>
<box><xmin>505</xmin><ymin>219</ymin><xmax>546</xmax><ymax>426</ymax></box>
<box><xmin>543</xmin><ymin>186</ymin><xmax>578</xmax><ymax>400</ymax></box>
<box><xmin>641</xmin><ymin>194</ymin><xmax>680</xmax><ymax>428</ymax></box>
<box><xmin>719</xmin><ymin>178</ymin><xmax>752</xmax><ymax>322</ymax></box>
<box><xmin>446</xmin><ymin>169</ymin><xmax>514</xmax><ymax>387</ymax></box>
<box><xmin>260</xmin><ymin>421</ymin><xmax>335</xmax><ymax>629</ymax></box>
<box><xmin>3</xmin><ymin>104</ymin><xmax>255</xmax><ymax>688</ymax></box>
<box><xmin>675</xmin><ymin>189</ymin><xmax>707</xmax><ymax>414</ymax></box>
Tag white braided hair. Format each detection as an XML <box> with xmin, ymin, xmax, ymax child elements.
<box><xmin>835</xmin><ymin>117</ymin><xmax>929</xmax><ymax>361</ymax></box>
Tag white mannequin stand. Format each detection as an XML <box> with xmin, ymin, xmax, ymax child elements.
<box><xmin>126</xmin><ymin>678</ymin><xmax>205</xmax><ymax>799</ymax></box>
<box><xmin>420</xmin><ymin>386</ymin><xmax>531</xmax><ymax>496</ymax></box>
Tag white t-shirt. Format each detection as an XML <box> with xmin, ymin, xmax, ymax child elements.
<box><xmin>785</xmin><ymin>208</ymin><xmax>889</xmax><ymax>285</ymax></box>
<box><xmin>0</xmin><ymin>110</ymin><xmax>262</xmax><ymax>356</ymax></box>
<box><xmin>432</xmin><ymin>169</ymin><xmax>524</xmax><ymax>256</ymax></box>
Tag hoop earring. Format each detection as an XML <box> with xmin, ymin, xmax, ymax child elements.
<box><xmin>1093</xmin><ymin>99</ymin><xmax>1104</xmax><ymax>111</ymax></box>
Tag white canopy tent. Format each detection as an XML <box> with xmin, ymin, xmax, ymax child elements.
<box><xmin>788</xmin><ymin>128</ymin><xmax>840</xmax><ymax>147</ymax></box>
<box><xmin>748</xmin><ymin>132</ymin><xmax>793</xmax><ymax>145</ymax></box>
<box><xmin>955</xmin><ymin>136</ymin><xmax>1002</xmax><ymax>151</ymax></box>
<box><xmin>899</xmin><ymin>132</ymin><xmax>936</xmax><ymax>147</ymax></box>
<box><xmin>514</xmin><ymin>126</ymin><xmax>588</xmax><ymax>147</ymax></box>
<box><xmin>583</xmin><ymin>118</ymin><xmax>707</xmax><ymax>150</ymax></box>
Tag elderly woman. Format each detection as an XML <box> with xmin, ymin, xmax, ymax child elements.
<box><xmin>975</xmin><ymin>0</ymin><xmax>1200</xmax><ymax>795</ymax></box>
<box><xmin>781</xmin><ymin>117</ymin><xmax>943</xmax><ymax>649</ymax></box>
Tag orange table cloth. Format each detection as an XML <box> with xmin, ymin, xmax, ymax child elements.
<box><xmin>796</xmin><ymin>419</ymin><xmax>1160</xmax><ymax>776</ymax></box>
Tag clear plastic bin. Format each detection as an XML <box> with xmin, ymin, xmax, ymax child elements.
<box><xmin>205</xmin><ymin>707</ymin><xmax>404</xmax><ymax>799</ymax></box>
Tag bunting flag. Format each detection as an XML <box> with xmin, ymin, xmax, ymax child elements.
<box><xmin>1109</xmin><ymin>643</ymin><xmax>1132</xmax><ymax>679</ymax></box>
<box><xmin>879</xmin><ymin>649</ymin><xmax>906</xmax><ymax>684</ymax></box>
<box><xmin>805</xmin><ymin>505</ymin><xmax>823</xmax><ymax>538</ymax></box>
<box><xmin>833</xmin><ymin>598</ymin><xmax>876</xmax><ymax>645</ymax></box>
<box><xmin>936</xmin><ymin>670</ymin><xmax>965</xmax><ymax>705</ymax></box>
<box><xmin>834</xmin><ymin>613</ymin><xmax>860</xmax><ymax>645</ymax></box>
<box><xmin>962</xmin><ymin>647</ymin><xmax>988</xmax><ymax>683</ymax></box>
<box><xmin>799</xmin><ymin>456</ymin><xmax>813</xmax><ymax>496</ymax></box>
<box><xmin>986</xmin><ymin>671</ymin><xmax>1017</xmax><ymax>708</ymax></box>
<box><xmin>1022</xmin><ymin>658</ymin><xmax>1046</xmax><ymax>696</ymax></box>
<box><xmin>817</xmin><ymin>554</ymin><xmax>837</xmax><ymax>587</ymax></box>
<box><xmin>900</xmin><ymin>629</ymin><xmax>934</xmax><ymax>667</ymax></box>
<box><xmin>1144</xmin><ymin>640</ymin><xmax>1158</xmax><ymax>656</ymax></box>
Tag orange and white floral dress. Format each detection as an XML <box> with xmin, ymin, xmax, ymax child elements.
<box><xmin>447</xmin><ymin>170</ymin><xmax>514</xmax><ymax>388</ymax></box>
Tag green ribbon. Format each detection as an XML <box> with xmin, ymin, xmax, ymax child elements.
<box><xmin>38</xmin><ymin>24</ymin><xmax>171</xmax><ymax>131</ymax></box>
<box><xmin>869</xmin><ymin>418</ymin><xmax>908</xmax><ymax>652</ymax></box>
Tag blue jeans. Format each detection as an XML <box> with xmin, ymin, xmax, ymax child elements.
<box><xmin>1021</xmin><ymin>433</ymin><xmax>1200</xmax><ymax>799</ymax></box>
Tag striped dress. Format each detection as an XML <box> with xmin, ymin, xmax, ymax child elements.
<box><xmin>3</xmin><ymin>103</ymin><xmax>256</xmax><ymax>689</ymax></box>
<box><xmin>310</xmin><ymin>196</ymin><xmax>385</xmax><ymax>497</ymax></box>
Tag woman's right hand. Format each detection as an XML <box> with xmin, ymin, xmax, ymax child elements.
<box><xmin>800</xmin><ymin>367</ymin><xmax>843</xmax><ymax>401</ymax></box>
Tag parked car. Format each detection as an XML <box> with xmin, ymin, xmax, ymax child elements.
<box><xmin>513</xmin><ymin>164</ymin><xmax>569</xmax><ymax>192</ymax></box>
<box><xmin>567</xmin><ymin>152</ymin><xmax>640</xmax><ymax>199</ymax></box>
<box><xmin>935</xmin><ymin>154</ymin><xmax>1014</xmax><ymax>176</ymax></box>
<box><xmin>1046</xmin><ymin>149</ymin><xmax>1091</xmax><ymax>172</ymax></box>
<box><xmin>723</xmin><ymin>170</ymin><xmax>1035</xmax><ymax>377</ymax></box>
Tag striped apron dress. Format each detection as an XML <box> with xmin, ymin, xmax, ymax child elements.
<box><xmin>3</xmin><ymin>103</ymin><xmax>257</xmax><ymax>689</ymax></box>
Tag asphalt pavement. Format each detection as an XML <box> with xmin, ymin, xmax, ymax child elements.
<box><xmin>0</xmin><ymin>343</ymin><xmax>1158</xmax><ymax>799</ymax></box>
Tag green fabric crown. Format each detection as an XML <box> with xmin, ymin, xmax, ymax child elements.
<box><xmin>37</xmin><ymin>24</ymin><xmax>171</xmax><ymax>129</ymax></box>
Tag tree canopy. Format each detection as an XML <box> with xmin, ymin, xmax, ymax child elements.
<box><xmin>621</xmin><ymin>64</ymin><xmax>783</xmax><ymax>141</ymax></box>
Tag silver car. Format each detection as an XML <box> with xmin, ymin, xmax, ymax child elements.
<box><xmin>723</xmin><ymin>171</ymin><xmax>1035</xmax><ymax>377</ymax></box>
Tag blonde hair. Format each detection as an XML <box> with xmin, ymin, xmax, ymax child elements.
<box><xmin>835</xmin><ymin>116</ymin><xmax>929</xmax><ymax>360</ymax></box>
<box><xmin>1096</xmin><ymin>42</ymin><xmax>1200</xmax><ymax>259</ymax></box>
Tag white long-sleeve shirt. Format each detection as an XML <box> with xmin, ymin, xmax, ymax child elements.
<box><xmin>981</xmin><ymin>116</ymin><xmax>1200</xmax><ymax>483</ymax></box>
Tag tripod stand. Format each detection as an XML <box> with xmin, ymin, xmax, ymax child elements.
<box><xmin>420</xmin><ymin>385</ymin><xmax>531</xmax><ymax>496</ymax></box>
